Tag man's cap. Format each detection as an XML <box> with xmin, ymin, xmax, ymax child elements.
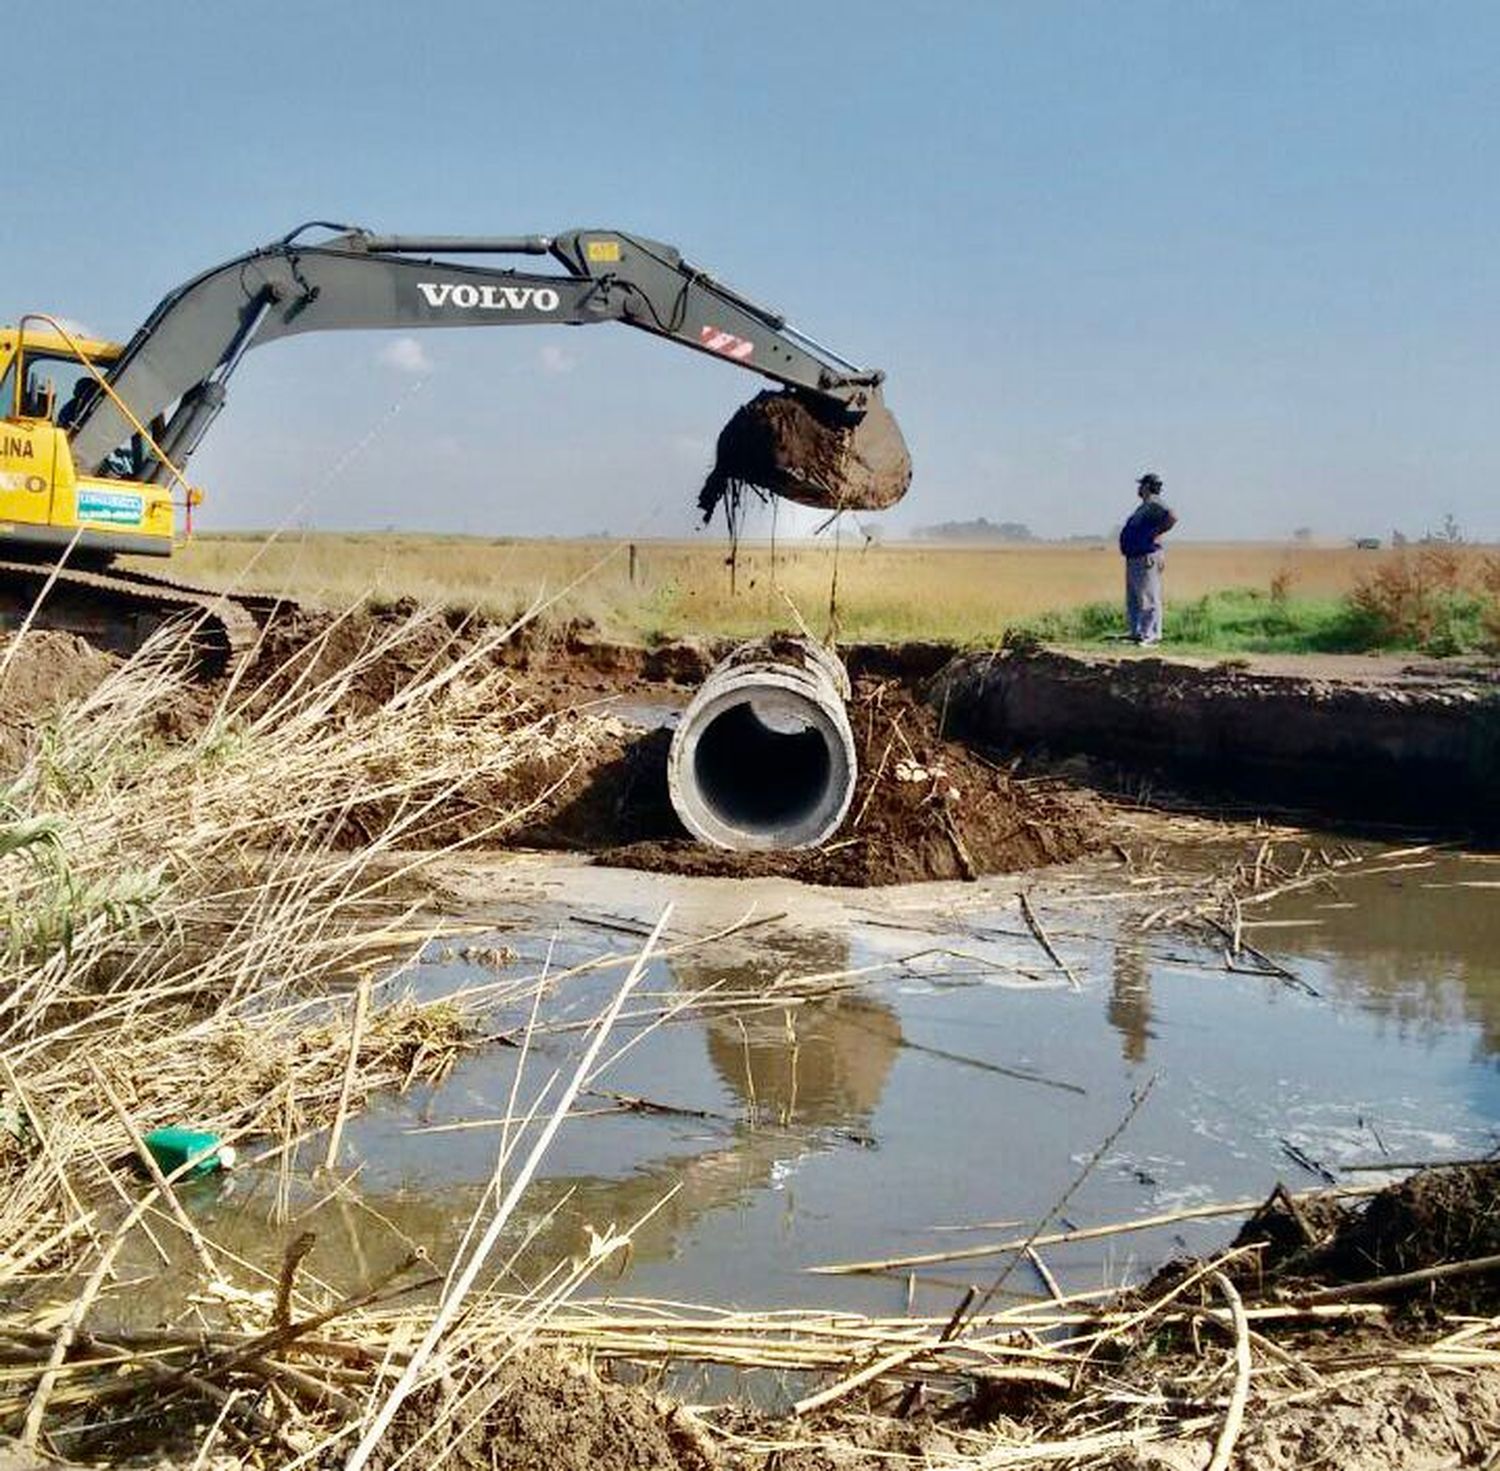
<box><xmin>1136</xmin><ymin>472</ymin><xmax>1163</xmax><ymax>492</ymax></box>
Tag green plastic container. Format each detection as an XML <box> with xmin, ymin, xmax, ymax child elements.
<box><xmin>142</xmin><ymin>1127</ymin><xmax>236</xmax><ymax>1178</ymax></box>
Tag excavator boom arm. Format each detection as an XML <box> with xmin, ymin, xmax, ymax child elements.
<box><xmin>68</xmin><ymin>226</ymin><xmax>883</xmax><ymax>481</ymax></box>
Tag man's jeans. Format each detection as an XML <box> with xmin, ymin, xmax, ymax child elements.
<box><xmin>1125</xmin><ymin>551</ymin><xmax>1164</xmax><ymax>644</ymax></box>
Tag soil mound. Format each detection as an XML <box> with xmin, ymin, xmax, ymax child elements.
<box><xmin>240</xmin><ymin>623</ymin><xmax>1106</xmax><ymax>880</ymax></box>
<box><xmin>1226</xmin><ymin>1163</ymin><xmax>1500</xmax><ymax>1311</ymax></box>
<box><xmin>226</xmin><ymin>613</ymin><xmax>1106</xmax><ymax>882</ymax></box>
<box><xmin>3</xmin><ymin>610</ymin><xmax>1107</xmax><ymax>884</ymax></box>
<box><xmin>368</xmin><ymin>1351</ymin><xmax>713</xmax><ymax>1471</ymax></box>
<box><xmin>1322</xmin><ymin>1161</ymin><xmax>1500</xmax><ymax>1301</ymax></box>
<box><xmin>699</xmin><ymin>389</ymin><xmax>912</xmax><ymax>523</ymax></box>
<box><xmin>243</xmin><ymin>602</ymin><xmax>510</xmax><ymax>712</ymax></box>
<box><xmin>599</xmin><ymin>678</ymin><xmax>1106</xmax><ymax>885</ymax></box>
<box><xmin>0</xmin><ymin>632</ymin><xmax>119</xmax><ymax>773</ymax></box>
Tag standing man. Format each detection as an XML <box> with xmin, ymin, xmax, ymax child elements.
<box><xmin>1118</xmin><ymin>473</ymin><xmax>1177</xmax><ymax>645</ymax></box>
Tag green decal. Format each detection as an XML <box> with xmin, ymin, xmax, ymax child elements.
<box><xmin>77</xmin><ymin>488</ymin><xmax>144</xmax><ymax>525</ymax></box>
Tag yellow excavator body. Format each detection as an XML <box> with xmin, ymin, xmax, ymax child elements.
<box><xmin>0</xmin><ymin>326</ymin><xmax>177</xmax><ymax>560</ymax></box>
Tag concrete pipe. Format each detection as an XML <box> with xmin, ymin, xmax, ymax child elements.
<box><xmin>668</xmin><ymin>638</ymin><xmax>858</xmax><ymax>851</ymax></box>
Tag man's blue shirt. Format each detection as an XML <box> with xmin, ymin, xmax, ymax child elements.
<box><xmin>1119</xmin><ymin>497</ymin><xmax>1173</xmax><ymax>558</ymax></box>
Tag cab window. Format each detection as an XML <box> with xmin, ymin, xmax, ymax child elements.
<box><xmin>13</xmin><ymin>349</ymin><xmax>141</xmax><ymax>477</ymax></box>
<box><xmin>20</xmin><ymin>352</ymin><xmax>94</xmax><ymax>422</ymax></box>
<box><xmin>0</xmin><ymin>358</ymin><xmax>13</xmax><ymax>419</ymax></box>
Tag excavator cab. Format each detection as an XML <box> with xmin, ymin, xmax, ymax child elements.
<box><xmin>0</xmin><ymin>327</ymin><xmax>177</xmax><ymax>562</ymax></box>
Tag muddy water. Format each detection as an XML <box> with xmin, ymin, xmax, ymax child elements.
<box><xmin>162</xmin><ymin>840</ymin><xmax>1500</xmax><ymax>1333</ymax></box>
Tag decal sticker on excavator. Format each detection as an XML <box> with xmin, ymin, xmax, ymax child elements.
<box><xmin>77</xmin><ymin>488</ymin><xmax>144</xmax><ymax>525</ymax></box>
<box><xmin>416</xmin><ymin>283</ymin><xmax>561</xmax><ymax>312</ymax></box>
<box><xmin>699</xmin><ymin>325</ymin><xmax>755</xmax><ymax>361</ymax></box>
<box><xmin>1</xmin><ymin>436</ymin><xmax>35</xmax><ymax>459</ymax></box>
<box><xmin>585</xmin><ymin>240</ymin><xmax>622</xmax><ymax>263</ymax></box>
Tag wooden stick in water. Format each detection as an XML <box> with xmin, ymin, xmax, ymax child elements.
<box><xmin>1206</xmin><ymin>1271</ymin><xmax>1250</xmax><ymax>1471</ymax></box>
<box><xmin>323</xmin><ymin>977</ymin><xmax>372</xmax><ymax>1173</ymax></box>
<box><xmin>1019</xmin><ymin>892</ymin><xmax>1081</xmax><ymax>991</ymax></box>
<box><xmin>1300</xmin><ymin>1251</ymin><xmax>1500</xmax><ymax>1305</ymax></box>
<box><xmin>810</xmin><ymin>1183</ymin><xmax>1384</xmax><ymax>1276</ymax></box>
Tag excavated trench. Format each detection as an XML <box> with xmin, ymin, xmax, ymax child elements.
<box><xmin>5</xmin><ymin>612</ymin><xmax>1498</xmax><ymax>866</ymax></box>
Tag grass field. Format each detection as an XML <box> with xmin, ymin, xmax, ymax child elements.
<box><xmin>125</xmin><ymin>533</ymin><xmax>1498</xmax><ymax>650</ymax></box>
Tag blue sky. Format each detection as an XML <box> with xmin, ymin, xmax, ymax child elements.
<box><xmin>6</xmin><ymin>2</ymin><xmax>1496</xmax><ymax>541</ymax></box>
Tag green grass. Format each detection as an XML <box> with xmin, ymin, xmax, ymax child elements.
<box><xmin>1017</xmin><ymin>586</ymin><xmax>1495</xmax><ymax>657</ymax></box>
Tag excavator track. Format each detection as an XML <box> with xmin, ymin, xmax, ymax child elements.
<box><xmin>0</xmin><ymin>561</ymin><xmax>292</xmax><ymax>678</ymax></box>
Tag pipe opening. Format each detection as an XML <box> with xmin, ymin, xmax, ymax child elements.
<box><xmin>692</xmin><ymin>696</ymin><xmax>834</xmax><ymax>836</ymax></box>
<box><xmin>668</xmin><ymin>638</ymin><xmax>858</xmax><ymax>850</ymax></box>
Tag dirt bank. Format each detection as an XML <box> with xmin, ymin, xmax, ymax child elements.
<box><xmin>936</xmin><ymin>644</ymin><xmax>1500</xmax><ymax>834</ymax></box>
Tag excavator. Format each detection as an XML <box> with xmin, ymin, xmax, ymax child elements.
<box><xmin>0</xmin><ymin>223</ymin><xmax>911</xmax><ymax>666</ymax></box>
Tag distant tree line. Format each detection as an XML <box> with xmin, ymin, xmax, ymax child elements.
<box><xmin>913</xmin><ymin>517</ymin><xmax>1037</xmax><ymax>543</ymax></box>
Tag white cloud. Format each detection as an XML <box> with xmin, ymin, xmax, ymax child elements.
<box><xmin>377</xmin><ymin>337</ymin><xmax>434</xmax><ymax>375</ymax></box>
<box><xmin>538</xmin><ymin>343</ymin><xmax>577</xmax><ymax>376</ymax></box>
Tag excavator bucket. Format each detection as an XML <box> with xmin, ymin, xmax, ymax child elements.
<box><xmin>698</xmin><ymin>387</ymin><xmax>912</xmax><ymax>523</ymax></box>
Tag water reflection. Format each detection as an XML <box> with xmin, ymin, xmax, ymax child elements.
<box><xmin>1094</xmin><ymin>855</ymin><xmax>1500</xmax><ymax>1067</ymax></box>
<box><xmin>1235</xmin><ymin>856</ymin><xmax>1500</xmax><ymax>1059</ymax></box>
<box><xmin>106</xmin><ymin>847</ymin><xmax>1500</xmax><ymax>1334</ymax></box>
<box><xmin>1106</xmin><ymin>928</ymin><xmax>1154</xmax><ymax>1065</ymax></box>
<box><xmin>126</xmin><ymin>915</ymin><xmax>906</xmax><ymax>1312</ymax></box>
<box><xmin>673</xmin><ymin>926</ymin><xmax>901</xmax><ymax>1130</ymax></box>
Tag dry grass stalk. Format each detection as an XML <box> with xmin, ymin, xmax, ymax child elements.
<box><xmin>1205</xmin><ymin>1271</ymin><xmax>1250</xmax><ymax>1471</ymax></box>
<box><xmin>809</xmin><ymin>1182</ymin><xmax>1384</xmax><ymax>1277</ymax></box>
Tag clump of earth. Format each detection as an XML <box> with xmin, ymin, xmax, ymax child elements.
<box><xmin>698</xmin><ymin>388</ymin><xmax>912</xmax><ymax>524</ymax></box>
<box><xmin>1229</xmin><ymin>1159</ymin><xmax>1500</xmax><ymax>1313</ymax></box>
